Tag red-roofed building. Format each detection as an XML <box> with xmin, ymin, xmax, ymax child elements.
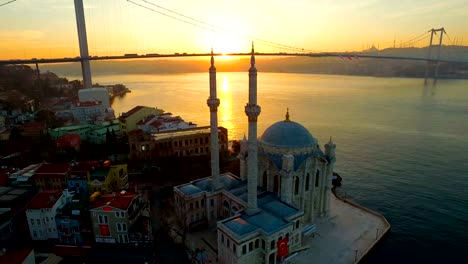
<box><xmin>26</xmin><ymin>190</ymin><xmax>73</xmax><ymax>241</ymax></box>
<box><xmin>33</xmin><ymin>163</ymin><xmax>70</xmax><ymax>192</ymax></box>
<box><xmin>90</xmin><ymin>190</ymin><xmax>151</xmax><ymax>244</ymax></box>
<box><xmin>119</xmin><ymin>105</ymin><xmax>163</xmax><ymax>133</ymax></box>
<box><xmin>56</xmin><ymin>133</ymin><xmax>81</xmax><ymax>151</ymax></box>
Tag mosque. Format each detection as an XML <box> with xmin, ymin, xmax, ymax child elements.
<box><xmin>173</xmin><ymin>46</ymin><xmax>336</xmax><ymax>264</ymax></box>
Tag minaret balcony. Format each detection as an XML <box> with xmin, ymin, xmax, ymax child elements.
<box><xmin>245</xmin><ymin>104</ymin><xmax>261</xmax><ymax>121</ymax></box>
<box><xmin>207</xmin><ymin>98</ymin><xmax>220</xmax><ymax>111</ymax></box>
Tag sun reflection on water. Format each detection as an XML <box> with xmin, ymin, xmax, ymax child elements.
<box><xmin>219</xmin><ymin>75</ymin><xmax>234</xmax><ymax>137</ymax></box>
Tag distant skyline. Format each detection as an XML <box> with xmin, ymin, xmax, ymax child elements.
<box><xmin>0</xmin><ymin>0</ymin><xmax>467</xmax><ymax>59</ymax></box>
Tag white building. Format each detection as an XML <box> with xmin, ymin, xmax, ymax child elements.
<box><xmin>79</xmin><ymin>88</ymin><xmax>111</xmax><ymax>108</ymax></box>
<box><xmin>26</xmin><ymin>190</ymin><xmax>73</xmax><ymax>240</ymax></box>
<box><xmin>173</xmin><ymin>47</ymin><xmax>336</xmax><ymax>264</ymax></box>
<box><xmin>136</xmin><ymin>113</ymin><xmax>196</xmax><ymax>134</ymax></box>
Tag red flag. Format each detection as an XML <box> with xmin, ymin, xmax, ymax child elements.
<box><xmin>277</xmin><ymin>237</ymin><xmax>289</xmax><ymax>258</ymax></box>
<box><xmin>99</xmin><ymin>225</ymin><xmax>110</xmax><ymax>237</ymax></box>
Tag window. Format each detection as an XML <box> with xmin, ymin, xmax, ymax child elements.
<box><xmin>33</xmin><ymin>230</ymin><xmax>37</xmax><ymax>237</ymax></box>
<box><xmin>98</xmin><ymin>215</ymin><xmax>103</xmax><ymax>223</ymax></box>
<box><xmin>46</xmin><ymin>217</ymin><xmax>49</xmax><ymax>222</ymax></box>
<box><xmin>294</xmin><ymin>177</ymin><xmax>299</xmax><ymax>195</ymax></box>
<box><xmin>196</xmin><ymin>201</ymin><xmax>199</xmax><ymax>208</ymax></box>
<box><xmin>242</xmin><ymin>245</ymin><xmax>246</xmax><ymax>255</ymax></box>
<box><xmin>262</xmin><ymin>171</ymin><xmax>267</xmax><ymax>189</ymax></box>
<box><xmin>262</xmin><ymin>240</ymin><xmax>265</xmax><ymax>250</ymax></box>
<box><xmin>270</xmin><ymin>240</ymin><xmax>275</xmax><ymax>249</ymax></box>
<box><xmin>255</xmin><ymin>239</ymin><xmax>259</xmax><ymax>249</ymax></box>
<box><xmin>117</xmin><ymin>223</ymin><xmax>122</xmax><ymax>232</ymax></box>
<box><xmin>201</xmin><ymin>199</ymin><xmax>205</xmax><ymax>207</ymax></box>
<box><xmin>124</xmin><ymin>234</ymin><xmax>129</xmax><ymax>243</ymax></box>
<box><xmin>273</xmin><ymin>175</ymin><xmax>280</xmax><ymax>194</ymax></box>
<box><xmin>296</xmin><ymin>221</ymin><xmax>300</xmax><ymax>229</ymax></box>
<box><xmin>221</xmin><ymin>234</ymin><xmax>224</xmax><ymax>244</ymax></box>
<box><xmin>122</xmin><ymin>223</ymin><xmax>127</xmax><ymax>231</ymax></box>
<box><xmin>249</xmin><ymin>241</ymin><xmax>253</xmax><ymax>251</ymax></box>
<box><xmin>315</xmin><ymin>170</ymin><xmax>320</xmax><ymax>187</ymax></box>
<box><xmin>227</xmin><ymin>239</ymin><xmax>230</xmax><ymax>247</ymax></box>
<box><xmin>30</xmin><ymin>219</ymin><xmax>34</xmax><ymax>226</ymax></box>
<box><xmin>210</xmin><ymin>199</ymin><xmax>214</xmax><ymax>207</ymax></box>
<box><xmin>190</xmin><ymin>203</ymin><xmax>193</xmax><ymax>209</ymax></box>
<box><xmin>36</xmin><ymin>219</ymin><xmax>40</xmax><ymax>226</ymax></box>
<box><xmin>233</xmin><ymin>244</ymin><xmax>236</xmax><ymax>254</ymax></box>
<box><xmin>48</xmin><ymin>228</ymin><xmax>51</xmax><ymax>232</ymax></box>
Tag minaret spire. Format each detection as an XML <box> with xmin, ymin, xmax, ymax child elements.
<box><xmin>250</xmin><ymin>42</ymin><xmax>256</xmax><ymax>67</ymax></box>
<box><xmin>245</xmin><ymin>43</ymin><xmax>261</xmax><ymax>215</ymax></box>
<box><xmin>207</xmin><ymin>49</ymin><xmax>221</xmax><ymax>190</ymax></box>
<box><xmin>285</xmin><ymin>108</ymin><xmax>290</xmax><ymax>122</ymax></box>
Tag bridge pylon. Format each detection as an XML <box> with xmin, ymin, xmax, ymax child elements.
<box><xmin>424</xmin><ymin>27</ymin><xmax>445</xmax><ymax>84</ymax></box>
<box><xmin>74</xmin><ymin>0</ymin><xmax>92</xmax><ymax>89</ymax></box>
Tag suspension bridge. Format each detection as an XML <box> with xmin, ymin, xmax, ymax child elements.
<box><xmin>1</xmin><ymin>0</ymin><xmax>467</xmax><ymax>85</ymax></box>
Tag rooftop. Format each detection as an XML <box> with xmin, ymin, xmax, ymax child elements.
<box><xmin>92</xmin><ymin>190</ymin><xmax>139</xmax><ymax>210</ymax></box>
<box><xmin>175</xmin><ymin>173</ymin><xmax>242</xmax><ymax>196</ymax></box>
<box><xmin>28</xmin><ymin>191</ymin><xmax>63</xmax><ymax>209</ymax></box>
<box><xmin>35</xmin><ymin>163</ymin><xmax>70</xmax><ymax>174</ymax></box>
<box><xmin>221</xmin><ymin>192</ymin><xmax>302</xmax><ymax>236</ymax></box>
<box><xmin>259</xmin><ymin>120</ymin><xmax>316</xmax><ymax>148</ymax></box>
<box><xmin>0</xmin><ymin>187</ymin><xmax>27</xmax><ymax>202</ymax></box>
<box><xmin>151</xmin><ymin>126</ymin><xmax>213</xmax><ymax>141</ymax></box>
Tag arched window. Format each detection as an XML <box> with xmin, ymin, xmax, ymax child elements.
<box><xmin>294</xmin><ymin>177</ymin><xmax>299</xmax><ymax>195</ymax></box>
<box><xmin>262</xmin><ymin>171</ymin><xmax>268</xmax><ymax>189</ymax></box>
<box><xmin>305</xmin><ymin>173</ymin><xmax>310</xmax><ymax>191</ymax></box>
<box><xmin>273</xmin><ymin>175</ymin><xmax>280</xmax><ymax>194</ymax></box>
<box><xmin>315</xmin><ymin>170</ymin><xmax>320</xmax><ymax>187</ymax></box>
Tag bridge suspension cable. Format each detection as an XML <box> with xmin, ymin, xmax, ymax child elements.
<box><xmin>0</xmin><ymin>0</ymin><xmax>16</xmax><ymax>7</ymax></box>
<box><xmin>126</xmin><ymin>0</ymin><xmax>315</xmax><ymax>53</ymax></box>
<box><xmin>400</xmin><ymin>31</ymin><xmax>430</xmax><ymax>48</ymax></box>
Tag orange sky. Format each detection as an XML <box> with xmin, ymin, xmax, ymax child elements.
<box><xmin>0</xmin><ymin>0</ymin><xmax>467</xmax><ymax>60</ymax></box>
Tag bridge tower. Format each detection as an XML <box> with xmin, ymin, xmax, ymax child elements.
<box><xmin>74</xmin><ymin>0</ymin><xmax>92</xmax><ymax>89</ymax></box>
<box><xmin>424</xmin><ymin>27</ymin><xmax>445</xmax><ymax>84</ymax></box>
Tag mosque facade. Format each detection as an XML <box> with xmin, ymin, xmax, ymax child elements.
<box><xmin>173</xmin><ymin>46</ymin><xmax>336</xmax><ymax>264</ymax></box>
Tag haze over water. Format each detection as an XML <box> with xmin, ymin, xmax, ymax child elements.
<box><xmin>83</xmin><ymin>72</ymin><xmax>468</xmax><ymax>263</ymax></box>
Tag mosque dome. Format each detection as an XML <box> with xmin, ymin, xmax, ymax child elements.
<box><xmin>259</xmin><ymin>113</ymin><xmax>316</xmax><ymax>148</ymax></box>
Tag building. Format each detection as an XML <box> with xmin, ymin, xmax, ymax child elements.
<box><xmin>136</xmin><ymin>112</ymin><xmax>196</xmax><ymax>134</ymax></box>
<box><xmin>55</xmin><ymin>197</ymin><xmax>91</xmax><ymax>246</ymax></box>
<box><xmin>119</xmin><ymin>106</ymin><xmax>164</xmax><ymax>133</ymax></box>
<box><xmin>89</xmin><ymin>190</ymin><xmax>151</xmax><ymax>244</ymax></box>
<box><xmin>33</xmin><ymin>163</ymin><xmax>70</xmax><ymax>192</ymax></box>
<box><xmin>26</xmin><ymin>190</ymin><xmax>73</xmax><ymax>241</ymax></box>
<box><xmin>88</xmin><ymin>164</ymin><xmax>129</xmax><ymax>194</ymax></box>
<box><xmin>0</xmin><ymin>208</ymin><xmax>13</xmax><ymax>241</ymax></box>
<box><xmin>8</xmin><ymin>164</ymin><xmax>42</xmax><ymax>190</ymax></box>
<box><xmin>78</xmin><ymin>88</ymin><xmax>111</xmax><ymax>108</ymax></box>
<box><xmin>67</xmin><ymin>161</ymin><xmax>99</xmax><ymax>197</ymax></box>
<box><xmin>0</xmin><ymin>186</ymin><xmax>28</xmax><ymax>212</ymax></box>
<box><xmin>128</xmin><ymin>126</ymin><xmax>228</xmax><ymax>159</ymax></box>
<box><xmin>173</xmin><ymin>48</ymin><xmax>336</xmax><ymax>264</ymax></box>
<box><xmin>49</xmin><ymin>119</ymin><xmax>121</xmax><ymax>144</ymax></box>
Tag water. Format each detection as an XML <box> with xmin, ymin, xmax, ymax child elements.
<box><xmin>85</xmin><ymin>73</ymin><xmax>468</xmax><ymax>263</ymax></box>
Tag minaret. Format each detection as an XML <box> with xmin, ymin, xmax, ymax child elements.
<box><xmin>207</xmin><ymin>49</ymin><xmax>221</xmax><ymax>190</ymax></box>
<box><xmin>237</xmin><ymin>135</ymin><xmax>248</xmax><ymax>181</ymax></box>
<box><xmin>245</xmin><ymin>43</ymin><xmax>261</xmax><ymax>215</ymax></box>
<box><xmin>325</xmin><ymin>137</ymin><xmax>336</xmax><ymax>160</ymax></box>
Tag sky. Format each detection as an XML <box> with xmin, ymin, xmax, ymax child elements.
<box><xmin>0</xmin><ymin>0</ymin><xmax>467</xmax><ymax>59</ymax></box>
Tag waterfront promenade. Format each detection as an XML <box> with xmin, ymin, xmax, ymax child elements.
<box><xmin>294</xmin><ymin>195</ymin><xmax>390</xmax><ymax>264</ymax></box>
